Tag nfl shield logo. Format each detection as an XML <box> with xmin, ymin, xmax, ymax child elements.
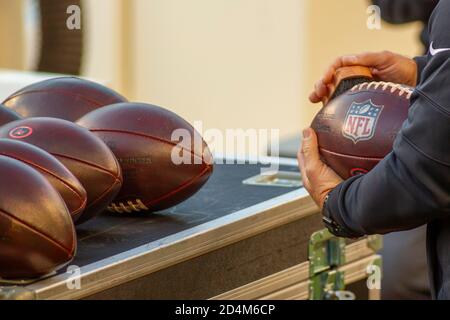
<box><xmin>342</xmin><ymin>100</ymin><xmax>384</xmax><ymax>144</ymax></box>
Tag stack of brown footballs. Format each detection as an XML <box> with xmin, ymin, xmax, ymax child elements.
<box><xmin>0</xmin><ymin>77</ymin><xmax>214</xmax><ymax>281</ymax></box>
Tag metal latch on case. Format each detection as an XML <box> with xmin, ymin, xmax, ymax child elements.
<box><xmin>0</xmin><ymin>286</ymin><xmax>36</xmax><ymax>300</ymax></box>
<box><xmin>242</xmin><ymin>171</ymin><xmax>303</xmax><ymax>188</ymax></box>
<box><xmin>308</xmin><ymin>229</ymin><xmax>354</xmax><ymax>300</ymax></box>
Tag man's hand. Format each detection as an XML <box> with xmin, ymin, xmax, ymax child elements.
<box><xmin>309</xmin><ymin>51</ymin><xmax>418</xmax><ymax>103</ymax></box>
<box><xmin>298</xmin><ymin>128</ymin><xmax>343</xmax><ymax>209</ymax></box>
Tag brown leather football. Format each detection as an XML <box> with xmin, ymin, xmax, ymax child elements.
<box><xmin>311</xmin><ymin>81</ymin><xmax>412</xmax><ymax>179</ymax></box>
<box><xmin>0</xmin><ymin>118</ymin><xmax>123</xmax><ymax>224</ymax></box>
<box><xmin>77</xmin><ymin>102</ymin><xmax>214</xmax><ymax>214</ymax></box>
<box><xmin>2</xmin><ymin>77</ymin><xmax>127</xmax><ymax>121</ymax></box>
<box><xmin>0</xmin><ymin>104</ymin><xmax>21</xmax><ymax>127</ymax></box>
<box><xmin>0</xmin><ymin>139</ymin><xmax>87</xmax><ymax>222</ymax></box>
<box><xmin>0</xmin><ymin>156</ymin><xmax>76</xmax><ymax>280</ymax></box>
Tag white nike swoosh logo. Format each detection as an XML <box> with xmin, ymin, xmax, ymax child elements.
<box><xmin>430</xmin><ymin>42</ymin><xmax>450</xmax><ymax>56</ymax></box>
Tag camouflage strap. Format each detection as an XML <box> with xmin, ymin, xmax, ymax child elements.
<box><xmin>0</xmin><ymin>287</ymin><xmax>36</xmax><ymax>300</ymax></box>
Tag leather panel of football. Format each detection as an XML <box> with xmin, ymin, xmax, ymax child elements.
<box><xmin>0</xmin><ymin>118</ymin><xmax>122</xmax><ymax>224</ymax></box>
<box><xmin>312</xmin><ymin>85</ymin><xmax>410</xmax><ymax>179</ymax></box>
<box><xmin>0</xmin><ymin>157</ymin><xmax>76</xmax><ymax>279</ymax></box>
<box><xmin>56</xmin><ymin>157</ymin><xmax>122</xmax><ymax>223</ymax></box>
<box><xmin>0</xmin><ymin>214</ymin><xmax>74</xmax><ymax>279</ymax></box>
<box><xmin>320</xmin><ymin>148</ymin><xmax>381</xmax><ymax>179</ymax></box>
<box><xmin>95</xmin><ymin>131</ymin><xmax>211</xmax><ymax>211</ymax></box>
<box><xmin>0</xmin><ymin>104</ymin><xmax>21</xmax><ymax>126</ymax></box>
<box><xmin>2</xmin><ymin>77</ymin><xmax>127</xmax><ymax>121</ymax></box>
<box><xmin>312</xmin><ymin>89</ymin><xmax>410</xmax><ymax>158</ymax></box>
<box><xmin>0</xmin><ymin>139</ymin><xmax>87</xmax><ymax>221</ymax></box>
<box><xmin>77</xmin><ymin>102</ymin><xmax>214</xmax><ymax>212</ymax></box>
<box><xmin>77</xmin><ymin>103</ymin><xmax>210</xmax><ymax>160</ymax></box>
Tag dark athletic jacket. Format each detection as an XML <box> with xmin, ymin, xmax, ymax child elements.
<box><xmin>372</xmin><ymin>0</ymin><xmax>439</xmax><ymax>51</ymax></box>
<box><xmin>324</xmin><ymin>0</ymin><xmax>450</xmax><ymax>299</ymax></box>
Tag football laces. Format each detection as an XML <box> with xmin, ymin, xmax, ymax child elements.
<box><xmin>351</xmin><ymin>81</ymin><xmax>413</xmax><ymax>99</ymax></box>
<box><xmin>108</xmin><ymin>199</ymin><xmax>149</xmax><ymax>214</ymax></box>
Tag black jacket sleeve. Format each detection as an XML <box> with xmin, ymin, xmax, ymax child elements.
<box><xmin>325</xmin><ymin>0</ymin><xmax>450</xmax><ymax>237</ymax></box>
<box><xmin>371</xmin><ymin>0</ymin><xmax>439</xmax><ymax>24</ymax></box>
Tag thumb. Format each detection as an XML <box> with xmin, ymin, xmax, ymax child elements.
<box><xmin>302</xmin><ymin>128</ymin><xmax>321</xmax><ymax>164</ymax></box>
<box><xmin>341</xmin><ymin>55</ymin><xmax>359</xmax><ymax>66</ymax></box>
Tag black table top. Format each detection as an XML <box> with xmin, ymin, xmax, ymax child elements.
<box><xmin>73</xmin><ymin>162</ymin><xmax>300</xmax><ymax>267</ymax></box>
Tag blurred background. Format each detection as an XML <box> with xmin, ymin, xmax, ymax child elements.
<box><xmin>0</xmin><ymin>0</ymin><xmax>423</xmax><ymax>155</ymax></box>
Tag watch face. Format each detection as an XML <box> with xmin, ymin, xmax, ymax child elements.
<box><xmin>322</xmin><ymin>216</ymin><xmax>338</xmax><ymax>233</ymax></box>
<box><xmin>321</xmin><ymin>193</ymin><xmax>331</xmax><ymax>216</ymax></box>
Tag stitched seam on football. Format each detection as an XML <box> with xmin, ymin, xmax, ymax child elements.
<box><xmin>320</xmin><ymin>148</ymin><xmax>383</xmax><ymax>161</ymax></box>
<box><xmin>350</xmin><ymin>82</ymin><xmax>413</xmax><ymax>96</ymax></box>
<box><xmin>347</xmin><ymin>89</ymin><xmax>410</xmax><ymax>101</ymax></box>
<box><xmin>87</xmin><ymin>177</ymin><xmax>122</xmax><ymax>209</ymax></box>
<box><xmin>0</xmin><ymin>208</ymin><xmax>74</xmax><ymax>256</ymax></box>
<box><xmin>88</xmin><ymin>129</ymin><xmax>207</xmax><ymax>161</ymax></box>
<box><xmin>3</xmin><ymin>89</ymin><xmax>121</xmax><ymax>107</ymax></box>
<box><xmin>139</xmin><ymin>164</ymin><xmax>212</xmax><ymax>208</ymax></box>
<box><xmin>50</xmin><ymin>153</ymin><xmax>122</xmax><ymax>180</ymax></box>
<box><xmin>0</xmin><ymin>153</ymin><xmax>87</xmax><ymax>215</ymax></box>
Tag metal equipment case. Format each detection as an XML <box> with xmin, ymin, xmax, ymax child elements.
<box><xmin>0</xmin><ymin>158</ymin><xmax>381</xmax><ymax>300</ymax></box>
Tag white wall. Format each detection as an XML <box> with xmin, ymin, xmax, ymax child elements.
<box><xmin>131</xmin><ymin>0</ymin><xmax>306</xmax><ymax>154</ymax></box>
<box><xmin>0</xmin><ymin>0</ymin><xmax>25</xmax><ymax>69</ymax></box>
<box><xmin>82</xmin><ymin>0</ymin><xmax>126</xmax><ymax>91</ymax></box>
<box><xmin>1</xmin><ymin>0</ymin><xmax>422</xmax><ymax>156</ymax></box>
<box><xmin>127</xmin><ymin>0</ymin><xmax>422</xmax><ymax>155</ymax></box>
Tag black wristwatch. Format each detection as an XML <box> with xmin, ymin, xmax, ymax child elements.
<box><xmin>321</xmin><ymin>192</ymin><xmax>345</xmax><ymax>236</ymax></box>
<box><xmin>322</xmin><ymin>191</ymin><xmax>361</xmax><ymax>238</ymax></box>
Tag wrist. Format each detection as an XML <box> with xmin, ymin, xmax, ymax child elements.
<box><xmin>320</xmin><ymin>189</ymin><xmax>334</xmax><ymax>211</ymax></box>
<box><xmin>321</xmin><ymin>190</ymin><xmax>346</xmax><ymax>237</ymax></box>
<box><xmin>321</xmin><ymin>191</ymin><xmax>342</xmax><ymax>236</ymax></box>
<box><xmin>321</xmin><ymin>186</ymin><xmax>364</xmax><ymax>239</ymax></box>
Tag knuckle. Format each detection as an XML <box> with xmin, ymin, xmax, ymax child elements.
<box><xmin>302</xmin><ymin>144</ymin><xmax>311</xmax><ymax>154</ymax></box>
<box><xmin>305</xmin><ymin>164</ymin><xmax>315</xmax><ymax>177</ymax></box>
<box><xmin>382</xmin><ymin>50</ymin><xmax>393</xmax><ymax>57</ymax></box>
<box><xmin>315</xmin><ymin>81</ymin><xmax>322</xmax><ymax>90</ymax></box>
